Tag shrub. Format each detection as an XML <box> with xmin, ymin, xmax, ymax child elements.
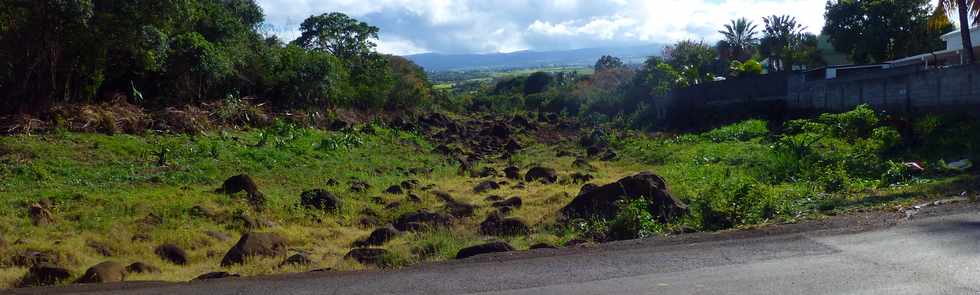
<box><xmin>607</xmin><ymin>197</ymin><xmax>664</xmax><ymax>240</ymax></box>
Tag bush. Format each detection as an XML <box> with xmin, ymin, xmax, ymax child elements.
<box><xmin>607</xmin><ymin>197</ymin><xmax>664</xmax><ymax>240</ymax></box>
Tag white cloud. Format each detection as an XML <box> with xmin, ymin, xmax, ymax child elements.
<box><xmin>255</xmin><ymin>0</ymin><xmax>828</xmax><ymax>55</ymax></box>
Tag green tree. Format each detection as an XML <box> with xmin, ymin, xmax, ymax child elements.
<box><xmin>594</xmin><ymin>55</ymin><xmax>626</xmax><ymax>72</ymax></box>
<box><xmin>719</xmin><ymin>17</ymin><xmax>759</xmax><ymax>62</ymax></box>
<box><xmin>663</xmin><ymin>40</ymin><xmax>718</xmax><ymax>85</ymax></box>
<box><xmin>293</xmin><ymin>12</ymin><xmax>379</xmax><ymax>61</ymax></box>
<box><xmin>823</xmin><ymin>0</ymin><xmax>950</xmax><ymax>64</ymax></box>
<box><xmin>386</xmin><ymin>55</ymin><xmax>433</xmax><ymax>109</ymax></box>
<box><xmin>930</xmin><ymin>0</ymin><xmax>980</xmax><ymax>64</ymax></box>
<box><xmin>761</xmin><ymin>15</ymin><xmax>823</xmax><ymax>71</ymax></box>
<box><xmin>523</xmin><ymin>71</ymin><xmax>553</xmax><ymax>95</ymax></box>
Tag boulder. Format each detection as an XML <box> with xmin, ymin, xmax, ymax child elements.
<box><xmin>556</xmin><ymin>150</ymin><xmax>575</xmax><ymax>157</ymax></box>
<box><xmin>524</xmin><ymin>167</ymin><xmax>557</xmax><ymax>183</ymax></box>
<box><xmin>505</xmin><ymin>139</ymin><xmax>523</xmax><ymax>153</ymax></box>
<box><xmin>189</xmin><ymin>205</ymin><xmax>219</xmax><ymax>219</ymax></box>
<box><xmin>400</xmin><ymin>179</ymin><xmax>420</xmax><ymax>190</ymax></box>
<box><xmin>479</xmin><ymin>213</ymin><xmax>530</xmax><ymax>236</ymax></box>
<box><xmin>76</xmin><ymin>261</ymin><xmax>126</xmax><ymax>284</ymax></box>
<box><xmin>600</xmin><ymin>150</ymin><xmax>618</xmax><ymax>161</ymax></box>
<box><xmin>220</xmin><ymin>232</ymin><xmax>288</xmax><ymax>266</ymax></box>
<box><xmin>344</xmin><ymin>248</ymin><xmax>390</xmax><ymax>266</ymax></box>
<box><xmin>325</xmin><ymin>178</ymin><xmax>340</xmax><ymax>186</ymax></box>
<box><xmin>11</xmin><ymin>250</ymin><xmax>58</xmax><ymax>267</ymax></box>
<box><xmin>487</xmin><ymin>123</ymin><xmax>512</xmax><ymax>139</ymax></box>
<box><xmin>472</xmin><ymin>167</ymin><xmax>497</xmax><ymax>178</ymax></box>
<box><xmin>349</xmin><ymin>180</ymin><xmax>371</xmax><ymax>193</ymax></box>
<box><xmin>579</xmin><ymin>183</ymin><xmax>599</xmax><ymax>195</ymax></box>
<box><xmin>456</xmin><ymin>242</ymin><xmax>514</xmax><ymax>259</ymax></box>
<box><xmin>492</xmin><ymin>196</ymin><xmax>523</xmax><ymax>209</ymax></box>
<box><xmin>86</xmin><ymin>241</ymin><xmax>114</xmax><ymax>257</ymax></box>
<box><xmin>473</xmin><ymin>180</ymin><xmax>500</xmax><ymax>193</ymax></box>
<box><xmin>358</xmin><ymin>215</ymin><xmax>382</xmax><ymax>228</ymax></box>
<box><xmin>28</xmin><ymin>203</ymin><xmax>54</xmax><ymax>225</ymax></box>
<box><xmin>193</xmin><ymin>272</ymin><xmax>240</xmax><ymax>281</ymax></box>
<box><xmin>280</xmin><ymin>253</ymin><xmax>314</xmax><ymax>266</ymax></box>
<box><xmin>300</xmin><ymin>189</ymin><xmax>340</xmax><ymax>211</ymax></box>
<box><xmin>572</xmin><ymin>158</ymin><xmax>595</xmax><ymax>170</ymax></box>
<box><xmin>384</xmin><ymin>185</ymin><xmax>404</xmax><ymax>194</ymax></box>
<box><xmin>354</xmin><ymin>226</ymin><xmax>400</xmax><ymax>247</ymax></box>
<box><xmin>570</xmin><ymin>172</ymin><xmax>594</xmax><ymax>184</ymax></box>
<box><xmin>484</xmin><ymin>195</ymin><xmax>504</xmax><ymax>202</ymax></box>
<box><xmin>393</xmin><ymin>211</ymin><xmax>451</xmax><ymax>232</ymax></box>
<box><xmin>433</xmin><ymin>191</ymin><xmax>476</xmax><ymax>218</ymax></box>
<box><xmin>18</xmin><ymin>263</ymin><xmax>71</xmax><ymax>287</ymax></box>
<box><xmin>406</xmin><ymin>194</ymin><xmax>422</xmax><ymax>203</ymax></box>
<box><xmin>504</xmin><ymin>166</ymin><xmax>521</xmax><ymax>179</ymax></box>
<box><xmin>561</xmin><ymin>172</ymin><xmax>686</xmax><ymax>222</ymax></box>
<box><xmin>217</xmin><ymin>174</ymin><xmax>265</xmax><ymax>209</ymax></box>
<box><xmin>125</xmin><ymin>262</ymin><xmax>160</xmax><ymax>274</ymax></box>
<box><xmin>154</xmin><ymin>243</ymin><xmax>188</xmax><ymax>265</ymax></box>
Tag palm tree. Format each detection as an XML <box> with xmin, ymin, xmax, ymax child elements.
<box><xmin>761</xmin><ymin>15</ymin><xmax>805</xmax><ymax>71</ymax></box>
<box><xmin>931</xmin><ymin>0</ymin><xmax>980</xmax><ymax>64</ymax></box>
<box><xmin>719</xmin><ymin>18</ymin><xmax>759</xmax><ymax>61</ymax></box>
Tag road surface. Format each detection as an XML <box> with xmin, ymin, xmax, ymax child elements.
<box><xmin>11</xmin><ymin>202</ymin><xmax>980</xmax><ymax>295</ymax></box>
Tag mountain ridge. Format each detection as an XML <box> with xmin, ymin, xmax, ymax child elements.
<box><xmin>406</xmin><ymin>45</ymin><xmax>665</xmax><ymax>72</ymax></box>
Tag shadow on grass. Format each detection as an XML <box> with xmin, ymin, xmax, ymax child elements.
<box><xmin>820</xmin><ymin>174</ymin><xmax>980</xmax><ymax>212</ymax></box>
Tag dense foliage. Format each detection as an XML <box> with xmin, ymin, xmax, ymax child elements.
<box><xmin>0</xmin><ymin>1</ymin><xmax>430</xmax><ymax>114</ymax></box>
<box><xmin>823</xmin><ymin>0</ymin><xmax>952</xmax><ymax>64</ymax></box>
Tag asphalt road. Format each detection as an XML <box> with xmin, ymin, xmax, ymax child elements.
<box><xmin>11</xmin><ymin>202</ymin><xmax>980</xmax><ymax>295</ymax></box>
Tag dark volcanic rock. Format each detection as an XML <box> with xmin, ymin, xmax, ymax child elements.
<box><xmin>18</xmin><ymin>263</ymin><xmax>71</xmax><ymax>287</ymax></box>
<box><xmin>384</xmin><ymin>185</ymin><xmax>404</xmax><ymax>194</ymax></box>
<box><xmin>479</xmin><ymin>213</ymin><xmax>530</xmax><ymax>236</ymax></box>
<box><xmin>579</xmin><ymin>183</ymin><xmax>599</xmax><ymax>195</ymax></box>
<box><xmin>504</xmin><ymin>166</ymin><xmax>521</xmax><ymax>179</ymax></box>
<box><xmin>220</xmin><ymin>232</ymin><xmax>288</xmax><ymax>266</ymax></box>
<box><xmin>76</xmin><ymin>261</ymin><xmax>125</xmax><ymax>284</ymax></box>
<box><xmin>154</xmin><ymin>243</ymin><xmax>188</xmax><ymax>265</ymax></box>
<box><xmin>433</xmin><ymin>191</ymin><xmax>476</xmax><ymax>218</ymax></box>
<box><xmin>217</xmin><ymin>174</ymin><xmax>265</xmax><ymax>209</ymax></box>
<box><xmin>400</xmin><ymin>179</ymin><xmax>420</xmax><ymax>190</ymax></box>
<box><xmin>280</xmin><ymin>253</ymin><xmax>314</xmax><ymax>266</ymax></box>
<box><xmin>28</xmin><ymin>203</ymin><xmax>54</xmax><ymax>225</ymax></box>
<box><xmin>570</xmin><ymin>172</ymin><xmax>594</xmax><ymax>183</ymax></box>
<box><xmin>193</xmin><ymin>272</ymin><xmax>240</xmax><ymax>281</ymax></box>
<box><xmin>524</xmin><ymin>167</ymin><xmax>558</xmax><ymax>183</ymax></box>
<box><xmin>354</xmin><ymin>226</ymin><xmax>400</xmax><ymax>247</ymax></box>
<box><xmin>300</xmin><ymin>189</ymin><xmax>340</xmax><ymax>211</ymax></box>
<box><xmin>349</xmin><ymin>180</ymin><xmax>371</xmax><ymax>193</ymax></box>
<box><xmin>455</xmin><ymin>242</ymin><xmax>515</xmax><ymax>259</ymax></box>
<box><xmin>561</xmin><ymin>172</ymin><xmax>686</xmax><ymax>222</ymax></box>
<box><xmin>473</xmin><ymin>180</ymin><xmax>500</xmax><ymax>193</ymax></box>
<box><xmin>572</xmin><ymin>158</ymin><xmax>595</xmax><ymax>170</ymax></box>
<box><xmin>492</xmin><ymin>196</ymin><xmax>523</xmax><ymax>209</ymax></box>
<box><xmin>393</xmin><ymin>211</ymin><xmax>451</xmax><ymax>232</ymax></box>
<box><xmin>125</xmin><ymin>262</ymin><xmax>160</xmax><ymax>274</ymax></box>
<box><xmin>345</xmin><ymin>248</ymin><xmax>390</xmax><ymax>266</ymax></box>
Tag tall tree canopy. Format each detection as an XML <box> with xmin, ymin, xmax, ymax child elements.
<box><xmin>719</xmin><ymin>18</ymin><xmax>759</xmax><ymax>62</ymax></box>
<box><xmin>594</xmin><ymin>55</ymin><xmax>626</xmax><ymax>73</ymax></box>
<box><xmin>823</xmin><ymin>0</ymin><xmax>951</xmax><ymax>64</ymax></box>
<box><xmin>663</xmin><ymin>40</ymin><xmax>718</xmax><ymax>85</ymax></box>
<box><xmin>930</xmin><ymin>0</ymin><xmax>980</xmax><ymax>63</ymax></box>
<box><xmin>761</xmin><ymin>15</ymin><xmax>823</xmax><ymax>71</ymax></box>
<box><xmin>293</xmin><ymin>12</ymin><xmax>380</xmax><ymax>61</ymax></box>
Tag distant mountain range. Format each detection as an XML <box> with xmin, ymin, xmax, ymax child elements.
<box><xmin>406</xmin><ymin>45</ymin><xmax>665</xmax><ymax>72</ymax></box>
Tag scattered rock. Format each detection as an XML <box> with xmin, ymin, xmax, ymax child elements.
<box><xmin>486</xmin><ymin>123</ymin><xmax>512</xmax><ymax>139</ymax></box>
<box><xmin>354</xmin><ymin>226</ymin><xmax>400</xmax><ymax>247</ymax></box>
<box><xmin>556</xmin><ymin>150</ymin><xmax>575</xmax><ymax>157</ymax></box>
<box><xmin>217</xmin><ymin>174</ymin><xmax>265</xmax><ymax>209</ymax></box>
<box><xmin>472</xmin><ymin>167</ymin><xmax>497</xmax><ymax>178</ymax></box>
<box><xmin>492</xmin><ymin>196</ymin><xmax>523</xmax><ymax>209</ymax></box>
<box><xmin>485</xmin><ymin>195</ymin><xmax>504</xmax><ymax>202</ymax></box>
<box><xmin>456</xmin><ymin>242</ymin><xmax>514</xmax><ymax>259</ymax></box>
<box><xmin>524</xmin><ymin>167</ymin><xmax>558</xmax><ymax>183</ymax></box>
<box><xmin>600</xmin><ymin>150</ymin><xmax>618</xmax><ymax>161</ymax></box>
<box><xmin>370</xmin><ymin>196</ymin><xmax>385</xmax><ymax>204</ymax></box>
<box><xmin>28</xmin><ymin>203</ymin><xmax>54</xmax><ymax>225</ymax></box>
<box><xmin>406</xmin><ymin>194</ymin><xmax>422</xmax><ymax>203</ymax></box>
<box><xmin>529</xmin><ymin>243</ymin><xmax>557</xmax><ymax>249</ymax></box>
<box><xmin>570</xmin><ymin>172</ymin><xmax>594</xmax><ymax>184</ymax></box>
<box><xmin>505</xmin><ymin>139</ymin><xmax>522</xmax><ymax>152</ymax></box>
<box><xmin>18</xmin><ymin>263</ymin><xmax>71</xmax><ymax>287</ymax></box>
<box><xmin>479</xmin><ymin>213</ymin><xmax>530</xmax><ymax>236</ymax></box>
<box><xmin>344</xmin><ymin>248</ymin><xmax>390</xmax><ymax>266</ymax></box>
<box><xmin>384</xmin><ymin>185</ymin><xmax>404</xmax><ymax>194</ymax></box>
<box><xmin>12</xmin><ymin>250</ymin><xmax>58</xmax><ymax>267</ymax></box>
<box><xmin>586</xmin><ymin>146</ymin><xmax>603</xmax><ymax>158</ymax></box>
<box><xmin>233</xmin><ymin>213</ymin><xmax>261</xmax><ymax>230</ymax></box>
<box><xmin>433</xmin><ymin>191</ymin><xmax>476</xmax><ymax>217</ymax></box>
<box><xmin>572</xmin><ymin>158</ymin><xmax>595</xmax><ymax>170</ymax></box>
<box><xmin>504</xmin><ymin>166</ymin><xmax>521</xmax><ymax>179</ymax></box>
<box><xmin>400</xmin><ymin>179</ymin><xmax>420</xmax><ymax>190</ymax></box>
<box><xmin>325</xmin><ymin>178</ymin><xmax>340</xmax><ymax>186</ymax></box>
<box><xmin>280</xmin><ymin>253</ymin><xmax>314</xmax><ymax>267</ymax></box>
<box><xmin>408</xmin><ymin>167</ymin><xmax>433</xmax><ymax>175</ymax></box>
<box><xmin>384</xmin><ymin>202</ymin><xmax>402</xmax><ymax>210</ymax></box>
<box><xmin>349</xmin><ymin>180</ymin><xmax>371</xmax><ymax>193</ymax></box>
<box><xmin>357</xmin><ymin>215</ymin><xmax>382</xmax><ymax>228</ymax></box>
<box><xmin>300</xmin><ymin>189</ymin><xmax>341</xmax><ymax>211</ymax></box>
<box><xmin>220</xmin><ymin>232</ymin><xmax>288</xmax><ymax>266</ymax></box>
<box><xmin>154</xmin><ymin>243</ymin><xmax>188</xmax><ymax>265</ymax></box>
<box><xmin>512</xmin><ymin>182</ymin><xmax>527</xmax><ymax>189</ymax></box>
<box><xmin>76</xmin><ymin>261</ymin><xmax>126</xmax><ymax>284</ymax></box>
<box><xmin>131</xmin><ymin>233</ymin><xmax>151</xmax><ymax>242</ymax></box>
<box><xmin>561</xmin><ymin>172</ymin><xmax>686</xmax><ymax>222</ymax></box>
<box><xmin>473</xmin><ymin>180</ymin><xmax>500</xmax><ymax>193</ymax></box>
<box><xmin>579</xmin><ymin>183</ymin><xmax>599</xmax><ymax>195</ymax></box>
<box><xmin>193</xmin><ymin>272</ymin><xmax>240</xmax><ymax>281</ymax></box>
<box><xmin>393</xmin><ymin>211</ymin><xmax>451</xmax><ymax>232</ymax></box>
<box><xmin>125</xmin><ymin>262</ymin><xmax>160</xmax><ymax>274</ymax></box>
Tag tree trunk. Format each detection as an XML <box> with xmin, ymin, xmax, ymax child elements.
<box><xmin>958</xmin><ymin>0</ymin><xmax>976</xmax><ymax>64</ymax></box>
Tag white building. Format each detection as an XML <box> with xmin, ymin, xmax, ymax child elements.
<box><xmin>888</xmin><ymin>26</ymin><xmax>980</xmax><ymax>68</ymax></box>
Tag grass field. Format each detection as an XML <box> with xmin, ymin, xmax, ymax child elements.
<box><xmin>1</xmin><ymin>109</ymin><xmax>976</xmax><ymax>288</ymax></box>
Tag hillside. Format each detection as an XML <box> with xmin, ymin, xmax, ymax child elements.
<box><xmin>406</xmin><ymin>45</ymin><xmax>664</xmax><ymax>72</ymax></box>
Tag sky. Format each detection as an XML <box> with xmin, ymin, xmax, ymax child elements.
<box><xmin>255</xmin><ymin>0</ymin><xmax>832</xmax><ymax>55</ymax></box>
